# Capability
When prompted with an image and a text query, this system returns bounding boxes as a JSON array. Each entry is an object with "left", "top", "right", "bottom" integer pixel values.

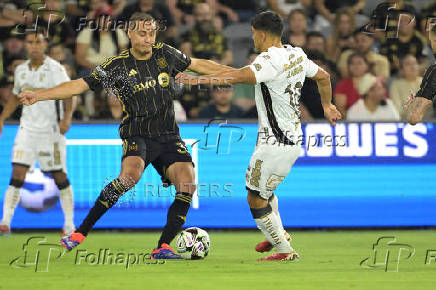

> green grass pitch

[{"left": 1, "top": 230, "right": 436, "bottom": 290}]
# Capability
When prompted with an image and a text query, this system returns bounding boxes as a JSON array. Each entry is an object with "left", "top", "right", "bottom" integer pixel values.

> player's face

[
  {"left": 128, "top": 21, "right": 157, "bottom": 55},
  {"left": 251, "top": 28, "right": 265, "bottom": 53},
  {"left": 25, "top": 33, "right": 47, "bottom": 60}
]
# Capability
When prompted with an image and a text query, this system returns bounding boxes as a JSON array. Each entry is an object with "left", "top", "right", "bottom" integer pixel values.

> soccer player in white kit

[
  {"left": 176, "top": 11, "right": 341, "bottom": 261},
  {"left": 0, "top": 30, "right": 75, "bottom": 236}
]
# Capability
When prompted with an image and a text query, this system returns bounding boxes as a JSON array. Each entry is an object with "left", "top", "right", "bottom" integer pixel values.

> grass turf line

[{"left": 1, "top": 230, "right": 436, "bottom": 290}]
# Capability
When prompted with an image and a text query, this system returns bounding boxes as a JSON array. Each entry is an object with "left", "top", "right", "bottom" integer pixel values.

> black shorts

[{"left": 121, "top": 134, "right": 193, "bottom": 181}]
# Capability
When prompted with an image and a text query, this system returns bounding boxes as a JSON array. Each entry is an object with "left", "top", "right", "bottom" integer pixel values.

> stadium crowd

[{"left": 0, "top": 0, "right": 435, "bottom": 122}]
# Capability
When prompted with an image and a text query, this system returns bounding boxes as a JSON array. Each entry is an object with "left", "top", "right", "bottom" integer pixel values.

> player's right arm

[
  {"left": 405, "top": 64, "right": 436, "bottom": 125},
  {"left": 18, "top": 79, "right": 90, "bottom": 106}
]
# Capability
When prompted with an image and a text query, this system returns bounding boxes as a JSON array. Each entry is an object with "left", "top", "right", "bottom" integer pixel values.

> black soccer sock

[
  {"left": 77, "top": 179, "right": 128, "bottom": 236},
  {"left": 157, "top": 192, "right": 192, "bottom": 248}
]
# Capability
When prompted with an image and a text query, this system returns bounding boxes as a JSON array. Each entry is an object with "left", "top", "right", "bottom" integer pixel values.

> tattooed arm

[
  {"left": 406, "top": 97, "right": 433, "bottom": 125},
  {"left": 405, "top": 64, "right": 436, "bottom": 125}
]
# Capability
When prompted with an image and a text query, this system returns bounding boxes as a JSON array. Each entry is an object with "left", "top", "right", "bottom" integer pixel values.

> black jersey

[
  {"left": 83, "top": 43, "right": 191, "bottom": 138},
  {"left": 416, "top": 64, "right": 436, "bottom": 103}
]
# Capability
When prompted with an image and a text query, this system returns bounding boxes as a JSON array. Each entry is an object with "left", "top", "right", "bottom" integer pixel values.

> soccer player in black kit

[
  {"left": 406, "top": 24, "right": 436, "bottom": 125},
  {"left": 18, "top": 12, "right": 234, "bottom": 259}
]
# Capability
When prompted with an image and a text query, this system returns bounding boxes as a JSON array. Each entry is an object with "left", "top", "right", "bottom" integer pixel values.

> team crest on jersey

[
  {"left": 262, "top": 54, "right": 270, "bottom": 59},
  {"left": 157, "top": 57, "right": 168, "bottom": 69},
  {"left": 40, "top": 73, "right": 45, "bottom": 82},
  {"left": 253, "top": 63, "right": 262, "bottom": 71},
  {"left": 21, "top": 72, "right": 26, "bottom": 80},
  {"left": 158, "top": 72, "right": 170, "bottom": 87}
]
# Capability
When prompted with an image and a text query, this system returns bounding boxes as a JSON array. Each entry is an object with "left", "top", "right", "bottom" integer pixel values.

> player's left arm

[{"left": 176, "top": 66, "right": 256, "bottom": 85}]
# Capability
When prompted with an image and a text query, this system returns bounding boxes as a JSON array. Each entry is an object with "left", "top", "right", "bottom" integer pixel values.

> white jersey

[
  {"left": 249, "top": 45, "right": 319, "bottom": 143},
  {"left": 13, "top": 56, "right": 70, "bottom": 133}
]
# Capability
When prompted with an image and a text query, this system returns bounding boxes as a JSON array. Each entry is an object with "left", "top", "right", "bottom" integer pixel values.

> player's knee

[
  {"left": 52, "top": 171, "right": 67, "bottom": 185},
  {"left": 9, "top": 178, "right": 25, "bottom": 188},
  {"left": 246, "top": 190, "right": 267, "bottom": 208},
  {"left": 11, "top": 167, "right": 27, "bottom": 181}
]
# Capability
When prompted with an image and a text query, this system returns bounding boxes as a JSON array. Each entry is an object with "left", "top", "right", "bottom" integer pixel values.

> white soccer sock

[
  {"left": 1, "top": 186, "right": 21, "bottom": 226},
  {"left": 254, "top": 211, "right": 293, "bottom": 253},
  {"left": 269, "top": 195, "right": 285, "bottom": 235},
  {"left": 59, "top": 185, "right": 75, "bottom": 233}
]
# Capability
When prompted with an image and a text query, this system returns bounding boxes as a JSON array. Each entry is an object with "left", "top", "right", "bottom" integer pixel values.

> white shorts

[
  {"left": 12, "top": 127, "right": 67, "bottom": 173},
  {"left": 245, "top": 143, "right": 300, "bottom": 200}
]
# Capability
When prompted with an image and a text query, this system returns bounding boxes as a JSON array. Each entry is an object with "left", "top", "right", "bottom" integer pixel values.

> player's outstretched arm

[
  {"left": 187, "top": 58, "right": 237, "bottom": 75},
  {"left": 405, "top": 95, "right": 432, "bottom": 125},
  {"left": 18, "top": 79, "right": 90, "bottom": 106},
  {"left": 310, "top": 67, "right": 341, "bottom": 125},
  {"left": 176, "top": 66, "right": 256, "bottom": 86}
]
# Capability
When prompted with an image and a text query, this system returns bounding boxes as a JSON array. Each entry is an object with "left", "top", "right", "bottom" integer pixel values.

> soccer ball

[{"left": 176, "top": 227, "right": 210, "bottom": 260}]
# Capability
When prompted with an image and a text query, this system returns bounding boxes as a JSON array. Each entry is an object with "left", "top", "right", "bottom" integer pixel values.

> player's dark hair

[
  {"left": 251, "top": 11, "right": 284, "bottom": 37},
  {"left": 399, "top": 54, "right": 417, "bottom": 68}
]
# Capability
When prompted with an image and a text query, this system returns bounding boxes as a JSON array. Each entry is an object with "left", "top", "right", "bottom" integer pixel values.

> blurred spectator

[
  {"left": 180, "top": 3, "right": 232, "bottom": 65},
  {"left": 379, "top": 11, "right": 427, "bottom": 74},
  {"left": 2, "top": 28, "right": 26, "bottom": 78},
  {"left": 304, "top": 31, "right": 338, "bottom": 74},
  {"left": 347, "top": 73, "right": 399, "bottom": 121},
  {"left": 389, "top": 55, "right": 425, "bottom": 118},
  {"left": 337, "top": 30, "right": 390, "bottom": 80},
  {"left": 75, "top": 4, "right": 128, "bottom": 118},
  {"left": 66, "top": 0, "right": 126, "bottom": 19},
  {"left": 216, "top": 0, "right": 258, "bottom": 24},
  {"left": 282, "top": 9, "right": 307, "bottom": 48},
  {"left": 174, "top": 100, "right": 187, "bottom": 122},
  {"left": 0, "top": 0, "right": 33, "bottom": 35},
  {"left": 233, "top": 50, "right": 256, "bottom": 111},
  {"left": 300, "top": 51, "right": 336, "bottom": 120},
  {"left": 314, "top": 0, "right": 365, "bottom": 24},
  {"left": 75, "top": 4, "right": 129, "bottom": 73},
  {"left": 267, "top": 0, "right": 312, "bottom": 19},
  {"left": 326, "top": 8, "right": 355, "bottom": 61},
  {"left": 198, "top": 85, "right": 243, "bottom": 119},
  {"left": 48, "top": 43, "right": 75, "bottom": 70},
  {"left": 180, "top": 83, "right": 212, "bottom": 118},
  {"left": 167, "top": 0, "right": 216, "bottom": 26},
  {"left": 119, "top": 0, "right": 176, "bottom": 42},
  {"left": 0, "top": 76, "right": 14, "bottom": 115},
  {"left": 334, "top": 52, "right": 369, "bottom": 118},
  {"left": 38, "top": 0, "right": 75, "bottom": 48}
]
